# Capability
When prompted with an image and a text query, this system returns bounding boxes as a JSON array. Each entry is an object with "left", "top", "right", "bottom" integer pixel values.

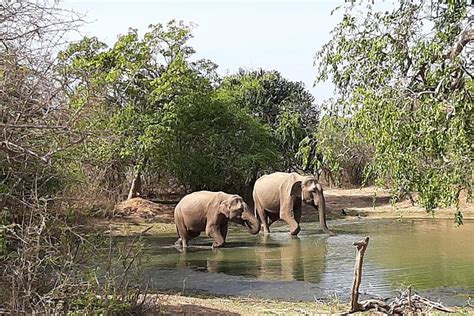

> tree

[
  {"left": 298, "top": 111, "right": 372, "bottom": 186},
  {"left": 314, "top": 1, "right": 473, "bottom": 222},
  {"left": 59, "top": 21, "right": 217, "bottom": 199},
  {"left": 161, "top": 97, "right": 279, "bottom": 193},
  {"left": 217, "top": 69, "right": 319, "bottom": 171}
]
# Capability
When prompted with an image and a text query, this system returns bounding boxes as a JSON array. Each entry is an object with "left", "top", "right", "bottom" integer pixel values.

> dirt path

[{"left": 323, "top": 186, "right": 473, "bottom": 220}]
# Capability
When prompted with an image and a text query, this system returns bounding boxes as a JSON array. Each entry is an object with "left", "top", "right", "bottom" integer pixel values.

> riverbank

[
  {"left": 324, "top": 187, "right": 474, "bottom": 220},
  {"left": 153, "top": 293, "right": 474, "bottom": 315},
  {"left": 94, "top": 186, "right": 473, "bottom": 236}
]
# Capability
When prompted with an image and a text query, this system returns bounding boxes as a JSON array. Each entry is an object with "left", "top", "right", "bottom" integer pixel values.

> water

[{"left": 139, "top": 218, "right": 474, "bottom": 305}]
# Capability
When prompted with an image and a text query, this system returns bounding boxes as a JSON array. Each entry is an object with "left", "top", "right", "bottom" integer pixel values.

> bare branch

[
  {"left": 0, "top": 123, "right": 67, "bottom": 130},
  {"left": 0, "top": 140, "right": 49, "bottom": 162}
]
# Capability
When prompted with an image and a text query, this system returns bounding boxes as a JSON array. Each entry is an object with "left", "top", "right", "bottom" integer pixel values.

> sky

[{"left": 62, "top": 0, "right": 349, "bottom": 102}]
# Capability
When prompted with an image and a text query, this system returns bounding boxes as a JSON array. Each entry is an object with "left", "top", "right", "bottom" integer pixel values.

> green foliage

[
  {"left": 59, "top": 21, "right": 217, "bottom": 193},
  {"left": 162, "top": 97, "right": 280, "bottom": 192},
  {"left": 217, "top": 69, "right": 318, "bottom": 170},
  {"left": 299, "top": 111, "right": 371, "bottom": 186},
  {"left": 60, "top": 22, "right": 282, "bottom": 195},
  {"left": 314, "top": 0, "right": 473, "bottom": 221}
]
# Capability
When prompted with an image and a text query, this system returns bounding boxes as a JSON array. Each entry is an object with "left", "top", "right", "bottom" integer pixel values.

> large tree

[
  {"left": 60, "top": 22, "right": 280, "bottom": 198},
  {"left": 59, "top": 21, "right": 218, "bottom": 199},
  {"left": 313, "top": 1, "right": 473, "bottom": 222}
]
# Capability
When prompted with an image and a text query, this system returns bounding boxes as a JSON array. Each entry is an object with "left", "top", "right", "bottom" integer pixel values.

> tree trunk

[{"left": 127, "top": 168, "right": 142, "bottom": 200}]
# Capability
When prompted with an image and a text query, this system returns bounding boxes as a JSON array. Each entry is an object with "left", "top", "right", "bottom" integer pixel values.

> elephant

[
  {"left": 253, "top": 172, "right": 335, "bottom": 236},
  {"left": 174, "top": 191, "right": 260, "bottom": 248}
]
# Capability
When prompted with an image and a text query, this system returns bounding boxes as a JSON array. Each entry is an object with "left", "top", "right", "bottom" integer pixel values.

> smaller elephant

[{"left": 174, "top": 191, "right": 260, "bottom": 248}]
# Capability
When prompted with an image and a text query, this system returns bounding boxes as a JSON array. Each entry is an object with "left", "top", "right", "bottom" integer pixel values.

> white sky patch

[{"left": 61, "top": 0, "right": 351, "bottom": 102}]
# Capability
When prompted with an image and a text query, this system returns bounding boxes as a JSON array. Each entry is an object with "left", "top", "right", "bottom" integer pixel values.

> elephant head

[
  {"left": 219, "top": 195, "right": 260, "bottom": 234},
  {"left": 291, "top": 176, "right": 335, "bottom": 236}
]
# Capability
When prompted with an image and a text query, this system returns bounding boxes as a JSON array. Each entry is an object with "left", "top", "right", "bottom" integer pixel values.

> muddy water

[{"left": 140, "top": 218, "right": 474, "bottom": 305}]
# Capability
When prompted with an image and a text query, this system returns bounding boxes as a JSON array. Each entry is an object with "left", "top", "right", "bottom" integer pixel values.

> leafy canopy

[{"left": 313, "top": 1, "right": 473, "bottom": 222}]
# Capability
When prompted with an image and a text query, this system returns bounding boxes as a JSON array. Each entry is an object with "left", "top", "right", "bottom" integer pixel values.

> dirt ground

[
  {"left": 153, "top": 294, "right": 345, "bottom": 315},
  {"left": 91, "top": 187, "right": 473, "bottom": 315},
  {"left": 149, "top": 293, "right": 473, "bottom": 315},
  {"left": 324, "top": 186, "right": 474, "bottom": 219}
]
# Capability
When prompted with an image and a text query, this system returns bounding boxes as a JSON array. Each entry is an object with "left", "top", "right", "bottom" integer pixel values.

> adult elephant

[
  {"left": 253, "top": 172, "right": 335, "bottom": 236},
  {"left": 174, "top": 191, "right": 260, "bottom": 248}
]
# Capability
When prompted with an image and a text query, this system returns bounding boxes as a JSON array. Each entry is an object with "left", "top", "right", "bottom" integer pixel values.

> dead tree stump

[
  {"left": 350, "top": 236, "right": 370, "bottom": 312},
  {"left": 345, "top": 236, "right": 454, "bottom": 314}
]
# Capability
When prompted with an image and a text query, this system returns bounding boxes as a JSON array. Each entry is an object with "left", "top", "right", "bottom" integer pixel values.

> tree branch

[
  {"left": 0, "top": 140, "right": 48, "bottom": 162},
  {"left": 0, "top": 123, "right": 67, "bottom": 130},
  {"left": 446, "top": 29, "right": 474, "bottom": 60}
]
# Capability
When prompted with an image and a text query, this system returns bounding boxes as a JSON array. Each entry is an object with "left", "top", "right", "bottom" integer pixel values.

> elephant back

[{"left": 254, "top": 172, "right": 301, "bottom": 208}]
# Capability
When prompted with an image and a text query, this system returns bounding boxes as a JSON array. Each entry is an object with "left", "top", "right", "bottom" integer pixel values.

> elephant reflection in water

[
  {"left": 174, "top": 251, "right": 221, "bottom": 272},
  {"left": 256, "top": 235, "right": 327, "bottom": 283},
  {"left": 175, "top": 248, "right": 260, "bottom": 276}
]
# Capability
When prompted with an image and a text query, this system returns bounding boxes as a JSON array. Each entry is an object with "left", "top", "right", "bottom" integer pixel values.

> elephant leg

[
  {"left": 175, "top": 230, "right": 200, "bottom": 248},
  {"left": 175, "top": 212, "right": 189, "bottom": 248},
  {"left": 206, "top": 224, "right": 225, "bottom": 248},
  {"left": 293, "top": 207, "right": 302, "bottom": 225},
  {"left": 255, "top": 199, "right": 270, "bottom": 234},
  {"left": 280, "top": 207, "right": 301, "bottom": 236},
  {"left": 219, "top": 222, "right": 228, "bottom": 242},
  {"left": 266, "top": 211, "right": 280, "bottom": 227},
  {"left": 293, "top": 198, "right": 302, "bottom": 224}
]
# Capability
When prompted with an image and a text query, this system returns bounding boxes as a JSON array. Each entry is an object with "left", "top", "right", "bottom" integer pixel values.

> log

[{"left": 350, "top": 236, "right": 370, "bottom": 312}]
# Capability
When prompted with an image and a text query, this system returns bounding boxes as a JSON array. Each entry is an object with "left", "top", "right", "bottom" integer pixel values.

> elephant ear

[
  {"left": 314, "top": 183, "right": 323, "bottom": 203},
  {"left": 289, "top": 180, "right": 302, "bottom": 197},
  {"left": 218, "top": 200, "right": 231, "bottom": 218}
]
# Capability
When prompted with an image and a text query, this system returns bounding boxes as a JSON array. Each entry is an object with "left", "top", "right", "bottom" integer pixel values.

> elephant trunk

[
  {"left": 314, "top": 185, "right": 336, "bottom": 236},
  {"left": 241, "top": 204, "right": 261, "bottom": 234}
]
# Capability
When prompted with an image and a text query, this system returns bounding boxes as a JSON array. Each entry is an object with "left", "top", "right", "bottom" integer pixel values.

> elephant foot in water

[
  {"left": 290, "top": 225, "right": 301, "bottom": 236},
  {"left": 174, "top": 239, "right": 185, "bottom": 252},
  {"left": 212, "top": 241, "right": 225, "bottom": 248}
]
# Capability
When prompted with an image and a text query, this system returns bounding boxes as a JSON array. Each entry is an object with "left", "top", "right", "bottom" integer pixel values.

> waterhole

[{"left": 138, "top": 218, "right": 474, "bottom": 305}]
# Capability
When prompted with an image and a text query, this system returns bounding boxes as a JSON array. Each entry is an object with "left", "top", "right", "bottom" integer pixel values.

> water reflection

[
  {"left": 167, "top": 233, "right": 328, "bottom": 283},
  {"left": 255, "top": 234, "right": 326, "bottom": 283}
]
